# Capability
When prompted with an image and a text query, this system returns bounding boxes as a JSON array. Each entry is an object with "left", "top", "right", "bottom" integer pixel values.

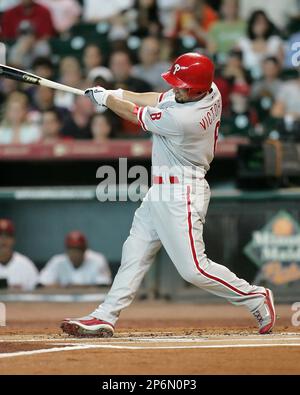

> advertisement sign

[{"left": 244, "top": 211, "right": 300, "bottom": 285}]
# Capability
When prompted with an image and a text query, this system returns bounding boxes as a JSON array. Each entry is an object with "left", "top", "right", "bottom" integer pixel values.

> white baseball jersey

[
  {"left": 0, "top": 252, "right": 39, "bottom": 291},
  {"left": 137, "top": 83, "right": 222, "bottom": 178},
  {"left": 39, "top": 249, "right": 111, "bottom": 287}
]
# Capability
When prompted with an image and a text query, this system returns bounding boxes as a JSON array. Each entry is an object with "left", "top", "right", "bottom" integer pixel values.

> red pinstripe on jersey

[
  {"left": 137, "top": 107, "right": 147, "bottom": 131},
  {"left": 186, "top": 185, "right": 266, "bottom": 298},
  {"left": 158, "top": 92, "right": 165, "bottom": 103}
]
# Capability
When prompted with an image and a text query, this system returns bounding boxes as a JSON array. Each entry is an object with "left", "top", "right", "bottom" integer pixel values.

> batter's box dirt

[
  {"left": 0, "top": 302, "right": 299, "bottom": 374},
  {"left": 1, "top": 332, "right": 300, "bottom": 375}
]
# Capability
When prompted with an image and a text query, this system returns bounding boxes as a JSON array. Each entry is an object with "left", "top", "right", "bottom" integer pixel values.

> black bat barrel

[{"left": 0, "top": 64, "right": 41, "bottom": 85}]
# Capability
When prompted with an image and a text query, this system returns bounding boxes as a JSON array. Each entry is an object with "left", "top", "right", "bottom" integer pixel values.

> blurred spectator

[
  {"left": 251, "top": 57, "right": 282, "bottom": 100},
  {"left": 7, "top": 21, "right": 51, "bottom": 69},
  {"left": 87, "top": 67, "right": 122, "bottom": 137},
  {"left": 132, "top": 0, "right": 162, "bottom": 38},
  {"left": 109, "top": 49, "right": 151, "bottom": 135},
  {"left": 61, "top": 95, "right": 93, "bottom": 139},
  {"left": 156, "top": 0, "right": 181, "bottom": 36},
  {"left": 222, "top": 49, "right": 251, "bottom": 85},
  {"left": 239, "top": 0, "right": 300, "bottom": 29},
  {"left": 91, "top": 112, "right": 118, "bottom": 142},
  {"left": 39, "top": 231, "right": 111, "bottom": 287},
  {"left": 32, "top": 86, "right": 56, "bottom": 112},
  {"left": 132, "top": 36, "right": 171, "bottom": 91},
  {"left": 0, "top": 91, "right": 40, "bottom": 144},
  {"left": 1, "top": 0, "right": 55, "bottom": 40},
  {"left": 251, "top": 56, "right": 282, "bottom": 123},
  {"left": 0, "top": 219, "right": 39, "bottom": 291},
  {"left": 40, "top": 109, "right": 69, "bottom": 143},
  {"left": 108, "top": 13, "right": 130, "bottom": 42},
  {"left": 54, "top": 56, "right": 83, "bottom": 110},
  {"left": 83, "top": 44, "right": 104, "bottom": 76},
  {"left": 272, "top": 68, "right": 300, "bottom": 121},
  {"left": 214, "top": 67, "right": 232, "bottom": 113},
  {"left": 0, "top": 79, "right": 19, "bottom": 107},
  {"left": 230, "top": 84, "right": 254, "bottom": 118},
  {"left": 223, "top": 83, "right": 258, "bottom": 135},
  {"left": 31, "top": 86, "right": 69, "bottom": 124},
  {"left": 82, "top": 0, "right": 133, "bottom": 22},
  {"left": 22, "top": 58, "right": 56, "bottom": 109},
  {"left": 58, "top": 56, "right": 83, "bottom": 88},
  {"left": 109, "top": 50, "right": 152, "bottom": 92},
  {"left": 37, "top": 0, "right": 82, "bottom": 35},
  {"left": 208, "top": 0, "right": 246, "bottom": 62},
  {"left": 216, "top": 49, "right": 251, "bottom": 112},
  {"left": 237, "top": 10, "right": 284, "bottom": 80},
  {"left": 32, "top": 57, "right": 55, "bottom": 80},
  {"left": 170, "top": 0, "right": 219, "bottom": 47},
  {"left": 87, "top": 67, "right": 115, "bottom": 89}
]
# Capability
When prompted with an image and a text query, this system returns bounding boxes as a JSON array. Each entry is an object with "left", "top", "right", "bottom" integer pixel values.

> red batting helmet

[
  {"left": 65, "top": 231, "right": 87, "bottom": 250},
  {"left": 161, "top": 52, "right": 214, "bottom": 94}
]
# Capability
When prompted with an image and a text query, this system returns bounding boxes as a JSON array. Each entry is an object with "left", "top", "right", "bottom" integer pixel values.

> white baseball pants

[{"left": 92, "top": 179, "right": 266, "bottom": 325}]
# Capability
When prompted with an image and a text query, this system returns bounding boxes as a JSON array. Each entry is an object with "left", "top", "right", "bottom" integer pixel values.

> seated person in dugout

[
  {"left": 0, "top": 219, "right": 39, "bottom": 291},
  {"left": 39, "top": 231, "right": 111, "bottom": 287}
]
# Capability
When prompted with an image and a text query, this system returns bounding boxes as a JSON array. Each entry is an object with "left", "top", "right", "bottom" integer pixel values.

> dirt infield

[{"left": 0, "top": 301, "right": 300, "bottom": 374}]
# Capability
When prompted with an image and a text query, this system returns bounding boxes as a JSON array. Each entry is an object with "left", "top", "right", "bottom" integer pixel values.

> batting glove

[{"left": 85, "top": 86, "right": 109, "bottom": 107}]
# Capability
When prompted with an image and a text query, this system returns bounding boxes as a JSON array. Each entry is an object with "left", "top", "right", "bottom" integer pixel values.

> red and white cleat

[
  {"left": 60, "top": 316, "right": 114, "bottom": 338},
  {"left": 252, "top": 289, "right": 276, "bottom": 334}
]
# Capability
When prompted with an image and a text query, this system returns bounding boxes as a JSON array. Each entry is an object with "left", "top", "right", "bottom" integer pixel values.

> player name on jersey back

[{"left": 199, "top": 98, "right": 222, "bottom": 131}]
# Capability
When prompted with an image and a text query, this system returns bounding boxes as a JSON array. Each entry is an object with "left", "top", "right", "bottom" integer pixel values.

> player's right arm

[
  {"left": 99, "top": 87, "right": 164, "bottom": 107},
  {"left": 85, "top": 87, "right": 179, "bottom": 135},
  {"left": 122, "top": 91, "right": 161, "bottom": 107}
]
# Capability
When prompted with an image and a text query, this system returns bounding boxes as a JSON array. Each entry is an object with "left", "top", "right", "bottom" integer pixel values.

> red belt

[{"left": 153, "top": 176, "right": 179, "bottom": 184}]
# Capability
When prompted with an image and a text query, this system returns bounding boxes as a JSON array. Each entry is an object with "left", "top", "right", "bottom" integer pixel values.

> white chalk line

[
  {"left": 0, "top": 345, "right": 97, "bottom": 359},
  {"left": 1, "top": 335, "right": 300, "bottom": 344},
  {"left": 51, "top": 337, "right": 300, "bottom": 346},
  {"left": 0, "top": 338, "right": 276, "bottom": 343},
  {"left": 1, "top": 342, "right": 300, "bottom": 359}
]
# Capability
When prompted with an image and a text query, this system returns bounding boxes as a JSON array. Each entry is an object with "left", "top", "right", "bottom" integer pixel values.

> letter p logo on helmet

[{"left": 173, "top": 64, "right": 181, "bottom": 75}]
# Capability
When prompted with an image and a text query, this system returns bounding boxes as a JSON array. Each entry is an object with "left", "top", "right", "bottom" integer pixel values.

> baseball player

[
  {"left": 61, "top": 53, "right": 276, "bottom": 337},
  {"left": 0, "top": 219, "right": 39, "bottom": 291},
  {"left": 39, "top": 231, "right": 111, "bottom": 287}
]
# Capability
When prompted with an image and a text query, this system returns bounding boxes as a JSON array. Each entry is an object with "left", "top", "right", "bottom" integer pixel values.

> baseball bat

[{"left": 0, "top": 63, "right": 85, "bottom": 95}]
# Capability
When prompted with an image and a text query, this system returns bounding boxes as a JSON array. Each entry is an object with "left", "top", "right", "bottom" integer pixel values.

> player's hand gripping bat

[{"left": 0, "top": 63, "right": 85, "bottom": 95}]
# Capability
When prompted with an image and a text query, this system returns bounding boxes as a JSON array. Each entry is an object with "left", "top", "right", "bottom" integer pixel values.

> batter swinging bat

[{"left": 0, "top": 63, "right": 85, "bottom": 96}]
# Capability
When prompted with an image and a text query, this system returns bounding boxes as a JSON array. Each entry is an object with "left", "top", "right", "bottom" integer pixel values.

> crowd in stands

[
  {"left": 0, "top": 0, "right": 299, "bottom": 143},
  {"left": 0, "top": 218, "right": 112, "bottom": 290}
]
